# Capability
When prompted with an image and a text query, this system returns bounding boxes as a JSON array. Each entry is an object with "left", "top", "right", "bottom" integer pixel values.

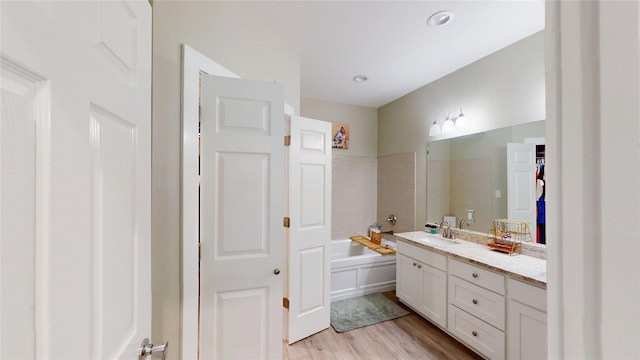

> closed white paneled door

[
  {"left": 199, "top": 75, "right": 284, "bottom": 359},
  {"left": 0, "top": 1, "right": 152, "bottom": 359}
]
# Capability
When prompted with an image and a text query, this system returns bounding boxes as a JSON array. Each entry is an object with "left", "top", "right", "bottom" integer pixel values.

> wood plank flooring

[{"left": 283, "top": 292, "right": 482, "bottom": 360}]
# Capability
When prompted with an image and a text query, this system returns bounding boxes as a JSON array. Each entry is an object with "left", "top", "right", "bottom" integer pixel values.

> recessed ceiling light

[
  {"left": 353, "top": 74, "right": 368, "bottom": 82},
  {"left": 427, "top": 10, "right": 454, "bottom": 27}
]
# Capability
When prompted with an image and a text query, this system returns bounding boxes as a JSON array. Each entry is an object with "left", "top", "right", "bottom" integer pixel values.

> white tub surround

[{"left": 330, "top": 239, "right": 396, "bottom": 301}]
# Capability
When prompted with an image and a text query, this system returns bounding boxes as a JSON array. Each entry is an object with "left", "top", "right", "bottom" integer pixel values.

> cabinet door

[
  {"left": 396, "top": 254, "right": 420, "bottom": 308},
  {"left": 507, "top": 300, "right": 547, "bottom": 359},
  {"left": 418, "top": 263, "right": 447, "bottom": 329}
]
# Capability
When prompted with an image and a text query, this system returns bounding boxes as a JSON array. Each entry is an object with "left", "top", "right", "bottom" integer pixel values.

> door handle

[{"left": 139, "top": 338, "right": 168, "bottom": 360}]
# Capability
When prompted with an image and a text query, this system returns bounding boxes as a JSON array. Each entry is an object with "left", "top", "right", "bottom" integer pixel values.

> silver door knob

[{"left": 139, "top": 338, "right": 168, "bottom": 360}]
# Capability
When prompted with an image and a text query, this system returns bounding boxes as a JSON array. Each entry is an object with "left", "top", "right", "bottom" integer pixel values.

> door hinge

[
  {"left": 283, "top": 217, "right": 290, "bottom": 228},
  {"left": 284, "top": 135, "right": 291, "bottom": 146},
  {"left": 283, "top": 297, "right": 290, "bottom": 309}
]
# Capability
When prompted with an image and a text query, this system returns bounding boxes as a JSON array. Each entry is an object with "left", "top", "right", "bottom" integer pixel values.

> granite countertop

[{"left": 395, "top": 231, "right": 547, "bottom": 289}]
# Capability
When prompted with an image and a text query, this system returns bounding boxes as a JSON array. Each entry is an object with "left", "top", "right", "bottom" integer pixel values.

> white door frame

[
  {"left": 180, "top": 44, "right": 294, "bottom": 359},
  {"left": 180, "top": 44, "right": 239, "bottom": 360},
  {"left": 546, "top": 1, "right": 640, "bottom": 358}
]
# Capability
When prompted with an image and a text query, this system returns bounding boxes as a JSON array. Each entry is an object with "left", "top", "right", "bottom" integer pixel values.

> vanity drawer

[
  {"left": 507, "top": 277, "right": 547, "bottom": 312},
  {"left": 397, "top": 240, "right": 446, "bottom": 271},
  {"left": 448, "top": 304, "right": 505, "bottom": 360},
  {"left": 449, "top": 275, "right": 506, "bottom": 330},
  {"left": 449, "top": 258, "right": 505, "bottom": 295}
]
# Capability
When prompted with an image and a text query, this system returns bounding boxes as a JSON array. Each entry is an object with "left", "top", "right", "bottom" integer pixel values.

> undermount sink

[{"left": 414, "top": 235, "right": 461, "bottom": 246}]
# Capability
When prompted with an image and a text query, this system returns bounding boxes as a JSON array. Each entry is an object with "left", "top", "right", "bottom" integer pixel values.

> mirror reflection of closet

[
  {"left": 426, "top": 120, "right": 546, "bottom": 246},
  {"left": 534, "top": 144, "right": 545, "bottom": 244}
]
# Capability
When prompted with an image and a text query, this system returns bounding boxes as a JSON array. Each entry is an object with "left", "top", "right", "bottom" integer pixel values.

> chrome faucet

[
  {"left": 459, "top": 218, "right": 471, "bottom": 229},
  {"left": 386, "top": 214, "right": 397, "bottom": 226},
  {"left": 439, "top": 220, "right": 453, "bottom": 239}
]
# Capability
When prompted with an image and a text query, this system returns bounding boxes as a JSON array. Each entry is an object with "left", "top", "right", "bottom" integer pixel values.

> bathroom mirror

[{"left": 426, "top": 120, "right": 546, "bottom": 244}]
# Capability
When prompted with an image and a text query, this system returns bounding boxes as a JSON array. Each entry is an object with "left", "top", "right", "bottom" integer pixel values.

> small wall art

[{"left": 332, "top": 122, "right": 349, "bottom": 149}]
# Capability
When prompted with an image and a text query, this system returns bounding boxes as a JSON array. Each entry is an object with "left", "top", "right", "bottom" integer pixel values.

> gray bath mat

[{"left": 330, "top": 292, "right": 409, "bottom": 333}]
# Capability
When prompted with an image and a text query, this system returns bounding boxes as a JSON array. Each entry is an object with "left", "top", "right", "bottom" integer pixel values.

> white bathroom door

[
  {"left": 199, "top": 75, "right": 284, "bottom": 359},
  {"left": 507, "top": 143, "right": 536, "bottom": 236},
  {"left": 1, "top": 1, "right": 152, "bottom": 359},
  {"left": 286, "top": 116, "right": 332, "bottom": 344}
]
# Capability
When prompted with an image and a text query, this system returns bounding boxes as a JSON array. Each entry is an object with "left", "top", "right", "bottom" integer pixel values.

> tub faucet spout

[{"left": 386, "top": 214, "right": 397, "bottom": 226}]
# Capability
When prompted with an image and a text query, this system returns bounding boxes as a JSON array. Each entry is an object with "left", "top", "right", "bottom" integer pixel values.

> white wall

[
  {"left": 546, "top": 1, "right": 640, "bottom": 358},
  {"left": 152, "top": 2, "right": 300, "bottom": 357},
  {"left": 378, "top": 31, "right": 545, "bottom": 230}
]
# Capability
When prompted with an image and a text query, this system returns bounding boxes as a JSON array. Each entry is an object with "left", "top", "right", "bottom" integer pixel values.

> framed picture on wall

[{"left": 332, "top": 122, "right": 349, "bottom": 149}]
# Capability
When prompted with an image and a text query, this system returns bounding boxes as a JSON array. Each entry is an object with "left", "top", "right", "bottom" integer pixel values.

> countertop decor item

[{"left": 488, "top": 219, "right": 533, "bottom": 255}]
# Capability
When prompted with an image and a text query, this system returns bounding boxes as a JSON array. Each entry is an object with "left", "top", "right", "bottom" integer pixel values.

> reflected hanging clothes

[{"left": 536, "top": 163, "right": 545, "bottom": 244}]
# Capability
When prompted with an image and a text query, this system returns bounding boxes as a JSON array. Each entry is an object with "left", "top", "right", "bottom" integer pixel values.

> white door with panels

[
  {"left": 286, "top": 116, "right": 332, "bottom": 344},
  {"left": 199, "top": 75, "right": 285, "bottom": 359},
  {"left": 507, "top": 142, "right": 536, "bottom": 235},
  {"left": 0, "top": 1, "right": 158, "bottom": 359}
]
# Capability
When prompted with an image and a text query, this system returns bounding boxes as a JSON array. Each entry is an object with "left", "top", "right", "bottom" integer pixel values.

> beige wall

[
  {"left": 331, "top": 155, "right": 377, "bottom": 239},
  {"left": 377, "top": 153, "right": 416, "bottom": 233},
  {"left": 301, "top": 98, "right": 379, "bottom": 239},
  {"left": 449, "top": 157, "right": 493, "bottom": 232},
  {"left": 378, "top": 31, "right": 545, "bottom": 230},
  {"left": 152, "top": 2, "right": 300, "bottom": 357},
  {"left": 301, "top": 98, "right": 378, "bottom": 157}
]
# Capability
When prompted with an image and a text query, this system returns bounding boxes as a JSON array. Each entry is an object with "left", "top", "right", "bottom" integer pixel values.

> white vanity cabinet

[
  {"left": 507, "top": 278, "right": 547, "bottom": 359},
  {"left": 448, "top": 258, "right": 506, "bottom": 360},
  {"left": 395, "top": 235, "right": 548, "bottom": 360},
  {"left": 396, "top": 241, "right": 447, "bottom": 329}
]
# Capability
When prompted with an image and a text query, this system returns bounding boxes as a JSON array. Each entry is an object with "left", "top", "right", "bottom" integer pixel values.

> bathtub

[{"left": 330, "top": 238, "right": 397, "bottom": 301}]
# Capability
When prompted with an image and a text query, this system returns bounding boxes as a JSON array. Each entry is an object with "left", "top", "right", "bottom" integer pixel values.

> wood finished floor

[{"left": 283, "top": 291, "right": 482, "bottom": 360}]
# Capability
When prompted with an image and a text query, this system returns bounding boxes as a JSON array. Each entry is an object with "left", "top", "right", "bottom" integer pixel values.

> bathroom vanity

[{"left": 395, "top": 231, "right": 547, "bottom": 360}]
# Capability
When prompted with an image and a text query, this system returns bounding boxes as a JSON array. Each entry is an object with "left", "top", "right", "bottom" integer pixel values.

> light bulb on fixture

[
  {"left": 455, "top": 109, "right": 467, "bottom": 129},
  {"left": 441, "top": 113, "right": 455, "bottom": 133},
  {"left": 429, "top": 119, "right": 441, "bottom": 136}
]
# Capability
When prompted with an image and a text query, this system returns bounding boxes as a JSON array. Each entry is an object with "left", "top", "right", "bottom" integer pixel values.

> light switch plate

[{"left": 465, "top": 209, "right": 476, "bottom": 223}]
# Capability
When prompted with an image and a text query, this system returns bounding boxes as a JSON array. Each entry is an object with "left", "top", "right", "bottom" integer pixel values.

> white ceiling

[{"left": 254, "top": 1, "right": 545, "bottom": 108}]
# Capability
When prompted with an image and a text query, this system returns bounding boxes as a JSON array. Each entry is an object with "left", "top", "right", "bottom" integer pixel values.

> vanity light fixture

[
  {"left": 455, "top": 108, "right": 468, "bottom": 129},
  {"left": 429, "top": 119, "right": 441, "bottom": 136},
  {"left": 428, "top": 109, "right": 470, "bottom": 136},
  {"left": 441, "top": 113, "right": 455, "bottom": 133}
]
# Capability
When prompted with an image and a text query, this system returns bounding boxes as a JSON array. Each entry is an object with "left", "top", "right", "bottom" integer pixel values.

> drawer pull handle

[
  {"left": 417, "top": 264, "right": 422, "bottom": 269},
  {"left": 472, "top": 299, "right": 478, "bottom": 305},
  {"left": 413, "top": 262, "right": 417, "bottom": 267},
  {"left": 472, "top": 273, "right": 478, "bottom": 278},
  {"left": 472, "top": 331, "right": 478, "bottom": 337}
]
